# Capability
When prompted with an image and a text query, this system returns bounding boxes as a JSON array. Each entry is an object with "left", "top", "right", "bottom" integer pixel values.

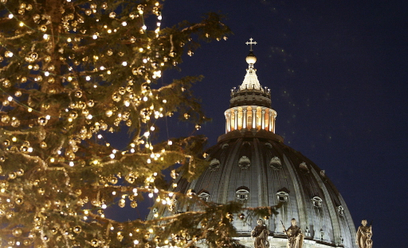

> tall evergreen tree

[{"left": 0, "top": 0, "right": 253, "bottom": 247}]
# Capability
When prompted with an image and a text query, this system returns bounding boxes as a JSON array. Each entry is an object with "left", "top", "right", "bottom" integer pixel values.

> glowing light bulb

[{"left": 5, "top": 51, "right": 13, "bottom": 57}]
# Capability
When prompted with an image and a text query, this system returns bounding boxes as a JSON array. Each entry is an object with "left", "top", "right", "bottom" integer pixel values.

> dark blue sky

[{"left": 156, "top": 0, "right": 407, "bottom": 247}]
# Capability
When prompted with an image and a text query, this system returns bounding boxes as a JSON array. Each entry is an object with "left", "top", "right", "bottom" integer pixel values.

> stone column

[
  {"left": 243, "top": 108, "right": 247, "bottom": 129},
  {"left": 225, "top": 110, "right": 231, "bottom": 133},
  {"left": 261, "top": 108, "right": 265, "bottom": 130},
  {"left": 252, "top": 107, "right": 256, "bottom": 129},
  {"left": 234, "top": 108, "right": 238, "bottom": 131}
]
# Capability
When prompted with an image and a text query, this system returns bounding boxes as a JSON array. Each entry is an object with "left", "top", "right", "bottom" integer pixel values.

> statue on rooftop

[
  {"left": 283, "top": 218, "right": 303, "bottom": 248},
  {"left": 252, "top": 218, "right": 269, "bottom": 248},
  {"left": 356, "top": 219, "right": 373, "bottom": 248}
]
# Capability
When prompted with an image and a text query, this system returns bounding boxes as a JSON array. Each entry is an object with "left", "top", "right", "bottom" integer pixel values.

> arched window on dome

[
  {"left": 276, "top": 190, "right": 289, "bottom": 203},
  {"left": 209, "top": 158, "right": 220, "bottom": 172},
  {"left": 198, "top": 190, "right": 210, "bottom": 202},
  {"left": 236, "top": 186, "right": 250, "bottom": 202},
  {"left": 269, "top": 156, "right": 282, "bottom": 170},
  {"left": 238, "top": 156, "right": 251, "bottom": 170},
  {"left": 312, "top": 196, "right": 323, "bottom": 208}
]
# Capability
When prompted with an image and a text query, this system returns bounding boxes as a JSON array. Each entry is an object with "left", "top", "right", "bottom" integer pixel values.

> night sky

[{"left": 110, "top": 1, "right": 407, "bottom": 247}]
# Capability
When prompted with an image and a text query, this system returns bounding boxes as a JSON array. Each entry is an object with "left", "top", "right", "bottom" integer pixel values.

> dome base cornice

[{"left": 217, "top": 129, "right": 284, "bottom": 143}]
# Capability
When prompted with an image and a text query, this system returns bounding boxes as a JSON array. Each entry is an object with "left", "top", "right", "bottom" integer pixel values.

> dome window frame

[
  {"left": 235, "top": 186, "right": 250, "bottom": 202},
  {"left": 198, "top": 190, "right": 210, "bottom": 202},
  {"left": 276, "top": 190, "right": 289, "bottom": 203},
  {"left": 312, "top": 196, "right": 323, "bottom": 208},
  {"left": 269, "top": 156, "right": 282, "bottom": 170},
  {"left": 209, "top": 158, "right": 220, "bottom": 172},
  {"left": 238, "top": 156, "right": 251, "bottom": 170}
]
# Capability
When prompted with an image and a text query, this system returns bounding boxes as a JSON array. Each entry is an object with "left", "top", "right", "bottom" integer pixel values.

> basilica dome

[{"left": 155, "top": 44, "right": 357, "bottom": 248}]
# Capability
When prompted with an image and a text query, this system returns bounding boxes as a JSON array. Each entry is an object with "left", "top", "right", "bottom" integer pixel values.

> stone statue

[
  {"left": 356, "top": 220, "right": 373, "bottom": 248},
  {"left": 251, "top": 219, "right": 269, "bottom": 248},
  {"left": 284, "top": 218, "right": 303, "bottom": 248}
]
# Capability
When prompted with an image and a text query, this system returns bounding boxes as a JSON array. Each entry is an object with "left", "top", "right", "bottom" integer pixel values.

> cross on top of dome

[
  {"left": 246, "top": 38, "right": 257, "bottom": 51},
  {"left": 240, "top": 38, "right": 261, "bottom": 90}
]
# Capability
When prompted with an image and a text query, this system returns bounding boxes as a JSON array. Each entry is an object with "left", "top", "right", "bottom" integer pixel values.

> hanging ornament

[
  {"left": 25, "top": 52, "right": 38, "bottom": 63},
  {"left": 74, "top": 90, "right": 83, "bottom": 98},
  {"left": 112, "top": 92, "right": 121, "bottom": 102},
  {"left": 16, "top": 169, "right": 24, "bottom": 176},
  {"left": 2, "top": 79, "right": 11, "bottom": 88},
  {"left": 239, "top": 213, "right": 245, "bottom": 220},
  {"left": 118, "top": 87, "right": 126, "bottom": 95},
  {"left": 12, "top": 228, "right": 22, "bottom": 237},
  {"left": 90, "top": 239, "right": 99, "bottom": 247},
  {"left": 1, "top": 115, "right": 10, "bottom": 123},
  {"left": 8, "top": 172, "right": 17, "bottom": 179},
  {"left": 14, "top": 90, "right": 22, "bottom": 97},
  {"left": 38, "top": 116, "right": 48, "bottom": 126},
  {"left": 87, "top": 100, "right": 94, "bottom": 107},
  {"left": 50, "top": 227, "right": 58, "bottom": 235},
  {"left": 15, "top": 196, "right": 23, "bottom": 205},
  {"left": 109, "top": 12, "right": 116, "bottom": 18},
  {"left": 73, "top": 226, "right": 82, "bottom": 234}
]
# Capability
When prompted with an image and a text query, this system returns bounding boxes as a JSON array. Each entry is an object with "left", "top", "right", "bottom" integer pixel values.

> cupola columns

[
  {"left": 224, "top": 106, "right": 277, "bottom": 133},
  {"left": 224, "top": 39, "right": 277, "bottom": 134}
]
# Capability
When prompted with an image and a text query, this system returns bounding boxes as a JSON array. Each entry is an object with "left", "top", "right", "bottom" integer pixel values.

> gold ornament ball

[{"left": 12, "top": 228, "right": 22, "bottom": 237}]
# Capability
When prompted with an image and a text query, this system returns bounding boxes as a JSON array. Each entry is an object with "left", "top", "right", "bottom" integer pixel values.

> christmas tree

[{"left": 0, "top": 0, "right": 264, "bottom": 247}]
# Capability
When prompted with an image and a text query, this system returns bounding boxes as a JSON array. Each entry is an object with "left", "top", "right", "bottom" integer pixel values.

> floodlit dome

[{"left": 151, "top": 43, "right": 357, "bottom": 248}]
